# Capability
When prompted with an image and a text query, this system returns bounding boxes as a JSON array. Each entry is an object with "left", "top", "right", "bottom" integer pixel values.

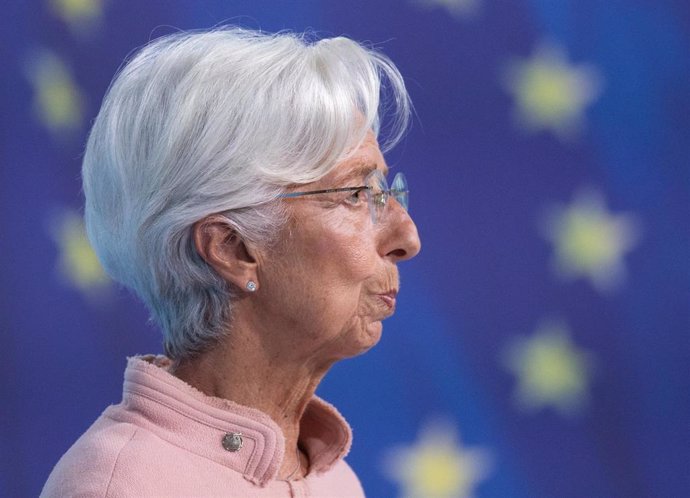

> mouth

[{"left": 376, "top": 290, "right": 398, "bottom": 312}]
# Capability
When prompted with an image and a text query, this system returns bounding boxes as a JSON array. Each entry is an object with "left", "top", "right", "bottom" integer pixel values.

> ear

[{"left": 193, "top": 216, "right": 259, "bottom": 292}]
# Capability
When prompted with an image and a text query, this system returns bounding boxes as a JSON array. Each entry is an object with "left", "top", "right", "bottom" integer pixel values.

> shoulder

[
  {"left": 40, "top": 407, "right": 259, "bottom": 497},
  {"left": 307, "top": 459, "right": 366, "bottom": 498},
  {"left": 41, "top": 409, "right": 142, "bottom": 498}
]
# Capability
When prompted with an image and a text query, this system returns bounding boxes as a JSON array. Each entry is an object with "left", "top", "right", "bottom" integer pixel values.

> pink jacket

[{"left": 41, "top": 356, "right": 365, "bottom": 497}]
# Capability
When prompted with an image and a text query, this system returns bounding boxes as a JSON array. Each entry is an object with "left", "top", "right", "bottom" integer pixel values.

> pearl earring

[{"left": 246, "top": 281, "right": 257, "bottom": 292}]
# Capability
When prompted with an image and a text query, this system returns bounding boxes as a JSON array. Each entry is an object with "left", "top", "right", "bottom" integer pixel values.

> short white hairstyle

[{"left": 83, "top": 27, "right": 411, "bottom": 359}]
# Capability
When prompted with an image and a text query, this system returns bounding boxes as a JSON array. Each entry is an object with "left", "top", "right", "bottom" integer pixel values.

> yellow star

[
  {"left": 51, "top": 210, "right": 110, "bottom": 293},
  {"left": 25, "top": 51, "right": 85, "bottom": 135},
  {"left": 383, "top": 419, "right": 492, "bottom": 498},
  {"left": 503, "top": 320, "right": 594, "bottom": 416},
  {"left": 49, "top": 0, "right": 104, "bottom": 33},
  {"left": 410, "top": 0, "right": 481, "bottom": 19},
  {"left": 541, "top": 187, "right": 641, "bottom": 293},
  {"left": 503, "top": 42, "right": 602, "bottom": 139}
]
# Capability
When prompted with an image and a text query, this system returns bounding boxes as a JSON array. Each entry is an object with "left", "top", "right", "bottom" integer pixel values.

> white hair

[{"left": 82, "top": 27, "right": 411, "bottom": 358}]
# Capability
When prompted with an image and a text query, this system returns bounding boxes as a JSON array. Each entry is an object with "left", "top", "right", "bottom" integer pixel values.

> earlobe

[{"left": 193, "top": 217, "right": 259, "bottom": 292}]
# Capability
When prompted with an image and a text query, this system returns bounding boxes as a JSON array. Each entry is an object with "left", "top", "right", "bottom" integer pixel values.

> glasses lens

[
  {"left": 391, "top": 172, "right": 409, "bottom": 211},
  {"left": 365, "top": 170, "right": 387, "bottom": 224}
]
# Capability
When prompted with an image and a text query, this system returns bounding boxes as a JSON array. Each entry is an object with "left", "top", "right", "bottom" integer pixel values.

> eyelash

[{"left": 344, "top": 188, "right": 367, "bottom": 206}]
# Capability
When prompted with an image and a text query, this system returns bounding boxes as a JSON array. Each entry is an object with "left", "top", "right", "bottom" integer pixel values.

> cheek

[
  {"left": 314, "top": 233, "right": 377, "bottom": 282},
  {"left": 327, "top": 211, "right": 379, "bottom": 274}
]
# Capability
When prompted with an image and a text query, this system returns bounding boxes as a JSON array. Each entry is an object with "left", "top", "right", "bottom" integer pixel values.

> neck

[{"left": 171, "top": 309, "right": 334, "bottom": 480}]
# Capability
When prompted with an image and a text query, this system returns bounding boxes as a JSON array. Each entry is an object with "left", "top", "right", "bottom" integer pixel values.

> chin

[{"left": 348, "top": 321, "right": 384, "bottom": 358}]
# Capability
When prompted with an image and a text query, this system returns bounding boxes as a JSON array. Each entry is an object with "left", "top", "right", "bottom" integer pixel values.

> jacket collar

[{"left": 113, "top": 355, "right": 352, "bottom": 487}]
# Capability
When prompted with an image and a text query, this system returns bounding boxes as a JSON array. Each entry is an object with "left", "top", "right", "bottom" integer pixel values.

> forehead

[{"left": 328, "top": 135, "right": 389, "bottom": 185}]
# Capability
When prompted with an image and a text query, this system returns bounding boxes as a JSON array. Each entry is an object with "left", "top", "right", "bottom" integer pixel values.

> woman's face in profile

[{"left": 255, "top": 132, "right": 421, "bottom": 363}]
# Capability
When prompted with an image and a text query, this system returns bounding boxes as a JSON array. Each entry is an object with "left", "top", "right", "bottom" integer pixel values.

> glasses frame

[{"left": 279, "top": 170, "right": 409, "bottom": 224}]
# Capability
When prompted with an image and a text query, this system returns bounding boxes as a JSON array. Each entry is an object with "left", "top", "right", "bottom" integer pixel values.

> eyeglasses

[{"left": 279, "top": 170, "right": 409, "bottom": 224}]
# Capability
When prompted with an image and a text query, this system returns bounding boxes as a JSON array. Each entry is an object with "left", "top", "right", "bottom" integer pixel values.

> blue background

[{"left": 2, "top": 0, "right": 689, "bottom": 496}]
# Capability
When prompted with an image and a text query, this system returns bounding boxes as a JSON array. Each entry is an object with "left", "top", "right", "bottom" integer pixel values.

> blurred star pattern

[
  {"left": 1, "top": 1, "right": 688, "bottom": 497},
  {"left": 503, "top": 42, "right": 602, "bottom": 139},
  {"left": 50, "top": 0, "right": 105, "bottom": 33},
  {"left": 24, "top": 50, "right": 85, "bottom": 134},
  {"left": 502, "top": 319, "right": 594, "bottom": 416},
  {"left": 540, "top": 187, "right": 641, "bottom": 293},
  {"left": 383, "top": 419, "right": 492, "bottom": 498},
  {"left": 51, "top": 210, "right": 110, "bottom": 293}
]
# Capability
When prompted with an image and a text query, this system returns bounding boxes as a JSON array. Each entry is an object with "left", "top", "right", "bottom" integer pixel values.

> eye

[{"left": 344, "top": 188, "right": 367, "bottom": 206}]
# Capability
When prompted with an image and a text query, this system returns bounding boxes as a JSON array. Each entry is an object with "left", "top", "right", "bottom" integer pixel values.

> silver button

[{"left": 222, "top": 432, "right": 243, "bottom": 452}]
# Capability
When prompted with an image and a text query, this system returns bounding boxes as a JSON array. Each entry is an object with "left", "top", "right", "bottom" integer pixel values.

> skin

[{"left": 173, "top": 132, "right": 421, "bottom": 480}]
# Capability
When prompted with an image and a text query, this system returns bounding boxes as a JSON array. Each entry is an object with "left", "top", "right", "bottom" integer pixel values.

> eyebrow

[
  {"left": 339, "top": 162, "right": 390, "bottom": 186},
  {"left": 280, "top": 161, "right": 392, "bottom": 199}
]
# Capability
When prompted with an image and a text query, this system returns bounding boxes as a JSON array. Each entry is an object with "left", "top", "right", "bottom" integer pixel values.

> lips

[{"left": 376, "top": 290, "right": 398, "bottom": 311}]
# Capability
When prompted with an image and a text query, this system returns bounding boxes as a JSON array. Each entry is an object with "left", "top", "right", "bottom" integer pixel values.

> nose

[{"left": 379, "top": 198, "right": 421, "bottom": 262}]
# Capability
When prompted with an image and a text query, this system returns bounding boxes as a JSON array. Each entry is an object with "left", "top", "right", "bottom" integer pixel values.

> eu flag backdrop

[{"left": 2, "top": 1, "right": 689, "bottom": 496}]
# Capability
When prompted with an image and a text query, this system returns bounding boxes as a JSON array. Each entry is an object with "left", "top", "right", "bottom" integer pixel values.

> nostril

[
  {"left": 380, "top": 208, "right": 420, "bottom": 262},
  {"left": 387, "top": 248, "right": 408, "bottom": 260}
]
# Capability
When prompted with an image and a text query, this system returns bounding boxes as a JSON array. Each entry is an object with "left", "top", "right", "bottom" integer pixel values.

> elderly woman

[{"left": 42, "top": 27, "right": 420, "bottom": 497}]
